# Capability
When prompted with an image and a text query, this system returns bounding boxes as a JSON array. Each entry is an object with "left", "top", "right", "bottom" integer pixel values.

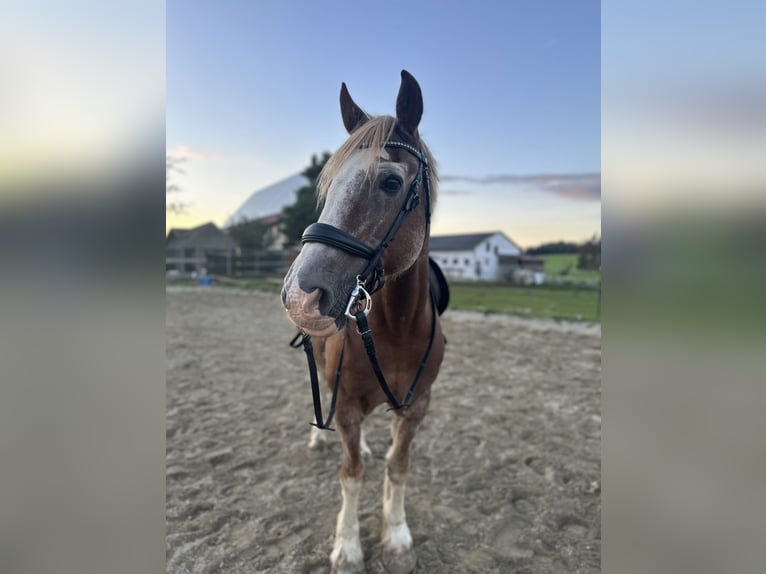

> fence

[{"left": 199, "top": 250, "right": 292, "bottom": 278}]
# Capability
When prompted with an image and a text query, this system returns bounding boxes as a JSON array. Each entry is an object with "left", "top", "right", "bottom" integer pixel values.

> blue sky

[{"left": 167, "top": 0, "right": 601, "bottom": 246}]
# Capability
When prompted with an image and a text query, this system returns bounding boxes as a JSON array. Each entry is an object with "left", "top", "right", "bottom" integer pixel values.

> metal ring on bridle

[{"left": 345, "top": 279, "right": 372, "bottom": 320}]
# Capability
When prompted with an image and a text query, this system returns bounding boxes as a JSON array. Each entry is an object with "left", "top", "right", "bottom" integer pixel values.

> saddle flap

[{"left": 428, "top": 257, "right": 450, "bottom": 316}]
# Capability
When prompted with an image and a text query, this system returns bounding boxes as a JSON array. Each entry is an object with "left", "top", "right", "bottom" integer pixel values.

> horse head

[{"left": 282, "top": 70, "right": 436, "bottom": 337}]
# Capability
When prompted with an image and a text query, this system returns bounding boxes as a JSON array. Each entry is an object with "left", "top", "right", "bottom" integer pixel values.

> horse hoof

[
  {"left": 331, "top": 545, "right": 365, "bottom": 574},
  {"left": 331, "top": 558, "right": 366, "bottom": 574},
  {"left": 381, "top": 546, "right": 416, "bottom": 574}
]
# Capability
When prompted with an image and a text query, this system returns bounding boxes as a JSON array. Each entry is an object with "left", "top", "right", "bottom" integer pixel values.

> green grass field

[
  {"left": 169, "top": 275, "right": 600, "bottom": 322},
  {"left": 540, "top": 253, "right": 600, "bottom": 284},
  {"left": 449, "top": 283, "right": 600, "bottom": 322}
]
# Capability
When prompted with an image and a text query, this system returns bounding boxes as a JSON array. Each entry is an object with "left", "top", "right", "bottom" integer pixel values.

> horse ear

[
  {"left": 340, "top": 82, "right": 368, "bottom": 134},
  {"left": 395, "top": 70, "right": 423, "bottom": 138}
]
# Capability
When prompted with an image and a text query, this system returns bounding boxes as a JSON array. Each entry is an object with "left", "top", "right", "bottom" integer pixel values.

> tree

[
  {"left": 280, "top": 152, "right": 331, "bottom": 247},
  {"left": 578, "top": 235, "right": 601, "bottom": 270},
  {"left": 526, "top": 240, "right": 580, "bottom": 255},
  {"left": 228, "top": 217, "right": 274, "bottom": 251},
  {"left": 166, "top": 155, "right": 188, "bottom": 214}
]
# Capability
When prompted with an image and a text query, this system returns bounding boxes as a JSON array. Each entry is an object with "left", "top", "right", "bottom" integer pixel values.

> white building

[{"left": 430, "top": 231, "right": 523, "bottom": 281}]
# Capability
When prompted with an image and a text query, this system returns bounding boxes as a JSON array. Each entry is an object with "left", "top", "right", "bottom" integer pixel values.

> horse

[{"left": 281, "top": 70, "right": 446, "bottom": 574}]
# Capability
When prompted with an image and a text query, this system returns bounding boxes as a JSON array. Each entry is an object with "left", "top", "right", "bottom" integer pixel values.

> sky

[
  {"left": 167, "top": 0, "right": 601, "bottom": 248},
  {"left": 602, "top": 1, "right": 766, "bottom": 208}
]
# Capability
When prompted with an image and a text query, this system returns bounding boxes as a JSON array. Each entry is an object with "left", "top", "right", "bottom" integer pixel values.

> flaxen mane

[{"left": 317, "top": 115, "right": 438, "bottom": 202}]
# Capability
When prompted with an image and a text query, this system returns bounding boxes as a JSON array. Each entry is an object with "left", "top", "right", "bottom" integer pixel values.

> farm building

[
  {"left": 499, "top": 254, "right": 546, "bottom": 285},
  {"left": 430, "top": 231, "right": 544, "bottom": 283},
  {"left": 225, "top": 173, "right": 309, "bottom": 249},
  {"left": 166, "top": 222, "right": 238, "bottom": 276}
]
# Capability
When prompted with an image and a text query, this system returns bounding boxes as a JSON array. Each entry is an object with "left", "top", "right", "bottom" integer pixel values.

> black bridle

[
  {"left": 302, "top": 141, "right": 432, "bottom": 304},
  {"left": 290, "top": 140, "right": 437, "bottom": 430}
]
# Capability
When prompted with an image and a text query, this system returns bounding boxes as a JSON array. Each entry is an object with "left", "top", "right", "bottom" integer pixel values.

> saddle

[{"left": 428, "top": 257, "right": 449, "bottom": 316}]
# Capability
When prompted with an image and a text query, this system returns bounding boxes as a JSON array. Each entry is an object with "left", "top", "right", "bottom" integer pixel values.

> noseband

[{"left": 300, "top": 141, "right": 432, "bottom": 320}]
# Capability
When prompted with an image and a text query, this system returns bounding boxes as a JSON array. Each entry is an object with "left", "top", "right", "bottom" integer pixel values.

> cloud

[
  {"left": 167, "top": 145, "right": 215, "bottom": 161},
  {"left": 439, "top": 189, "right": 474, "bottom": 196},
  {"left": 618, "top": 82, "right": 766, "bottom": 138},
  {"left": 440, "top": 173, "right": 601, "bottom": 201}
]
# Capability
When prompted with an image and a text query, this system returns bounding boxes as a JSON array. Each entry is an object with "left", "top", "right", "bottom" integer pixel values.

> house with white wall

[{"left": 429, "top": 231, "right": 524, "bottom": 281}]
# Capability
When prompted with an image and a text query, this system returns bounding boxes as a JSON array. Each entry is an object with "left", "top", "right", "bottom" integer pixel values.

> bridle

[
  {"left": 301, "top": 140, "right": 432, "bottom": 317},
  {"left": 290, "top": 140, "right": 437, "bottom": 431}
]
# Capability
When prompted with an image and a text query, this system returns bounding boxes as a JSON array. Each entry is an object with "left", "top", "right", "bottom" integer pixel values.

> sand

[{"left": 166, "top": 287, "right": 601, "bottom": 573}]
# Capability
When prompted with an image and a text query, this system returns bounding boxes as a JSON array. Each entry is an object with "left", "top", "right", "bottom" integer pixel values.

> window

[
  {"left": 464, "top": 258, "right": 470, "bottom": 265},
  {"left": 453, "top": 258, "right": 459, "bottom": 265},
  {"left": 486, "top": 242, "right": 490, "bottom": 252},
  {"left": 494, "top": 246, "right": 499, "bottom": 255}
]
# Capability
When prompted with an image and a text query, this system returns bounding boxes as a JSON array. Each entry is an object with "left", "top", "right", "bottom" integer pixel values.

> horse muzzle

[{"left": 282, "top": 281, "right": 342, "bottom": 337}]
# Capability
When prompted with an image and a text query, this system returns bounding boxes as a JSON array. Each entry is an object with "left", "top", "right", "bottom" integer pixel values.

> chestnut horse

[{"left": 281, "top": 70, "right": 445, "bottom": 574}]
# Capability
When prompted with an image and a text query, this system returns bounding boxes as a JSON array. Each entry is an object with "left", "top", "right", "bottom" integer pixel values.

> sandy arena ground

[{"left": 166, "top": 287, "right": 601, "bottom": 573}]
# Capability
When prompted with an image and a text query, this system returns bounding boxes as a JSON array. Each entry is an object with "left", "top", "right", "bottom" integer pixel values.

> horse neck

[{"left": 373, "top": 249, "right": 431, "bottom": 337}]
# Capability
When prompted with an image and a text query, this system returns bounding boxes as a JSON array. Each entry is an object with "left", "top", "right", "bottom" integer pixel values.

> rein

[{"left": 290, "top": 140, "right": 435, "bottom": 431}]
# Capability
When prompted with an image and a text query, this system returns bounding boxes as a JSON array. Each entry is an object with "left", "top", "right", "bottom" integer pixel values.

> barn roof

[
  {"left": 430, "top": 232, "right": 499, "bottom": 251},
  {"left": 167, "top": 222, "right": 237, "bottom": 251},
  {"left": 225, "top": 173, "right": 310, "bottom": 227}
]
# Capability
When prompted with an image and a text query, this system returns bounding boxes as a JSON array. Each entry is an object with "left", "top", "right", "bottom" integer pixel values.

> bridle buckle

[{"left": 345, "top": 276, "right": 372, "bottom": 320}]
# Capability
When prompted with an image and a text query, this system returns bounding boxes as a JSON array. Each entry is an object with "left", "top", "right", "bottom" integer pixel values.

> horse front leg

[
  {"left": 381, "top": 390, "right": 429, "bottom": 574},
  {"left": 331, "top": 413, "right": 366, "bottom": 574}
]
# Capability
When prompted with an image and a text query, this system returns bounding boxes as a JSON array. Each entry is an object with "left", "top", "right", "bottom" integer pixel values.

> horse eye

[{"left": 381, "top": 176, "right": 403, "bottom": 194}]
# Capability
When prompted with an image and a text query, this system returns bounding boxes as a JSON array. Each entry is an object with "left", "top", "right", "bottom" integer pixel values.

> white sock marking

[
  {"left": 382, "top": 474, "right": 412, "bottom": 552},
  {"left": 331, "top": 477, "right": 363, "bottom": 567}
]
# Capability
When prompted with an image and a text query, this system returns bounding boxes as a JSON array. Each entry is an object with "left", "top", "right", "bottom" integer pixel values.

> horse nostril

[
  {"left": 297, "top": 274, "right": 337, "bottom": 317},
  {"left": 281, "top": 286, "right": 287, "bottom": 306},
  {"left": 300, "top": 285, "right": 336, "bottom": 317},
  {"left": 317, "top": 289, "right": 337, "bottom": 317},
  {"left": 301, "top": 288, "right": 323, "bottom": 315}
]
